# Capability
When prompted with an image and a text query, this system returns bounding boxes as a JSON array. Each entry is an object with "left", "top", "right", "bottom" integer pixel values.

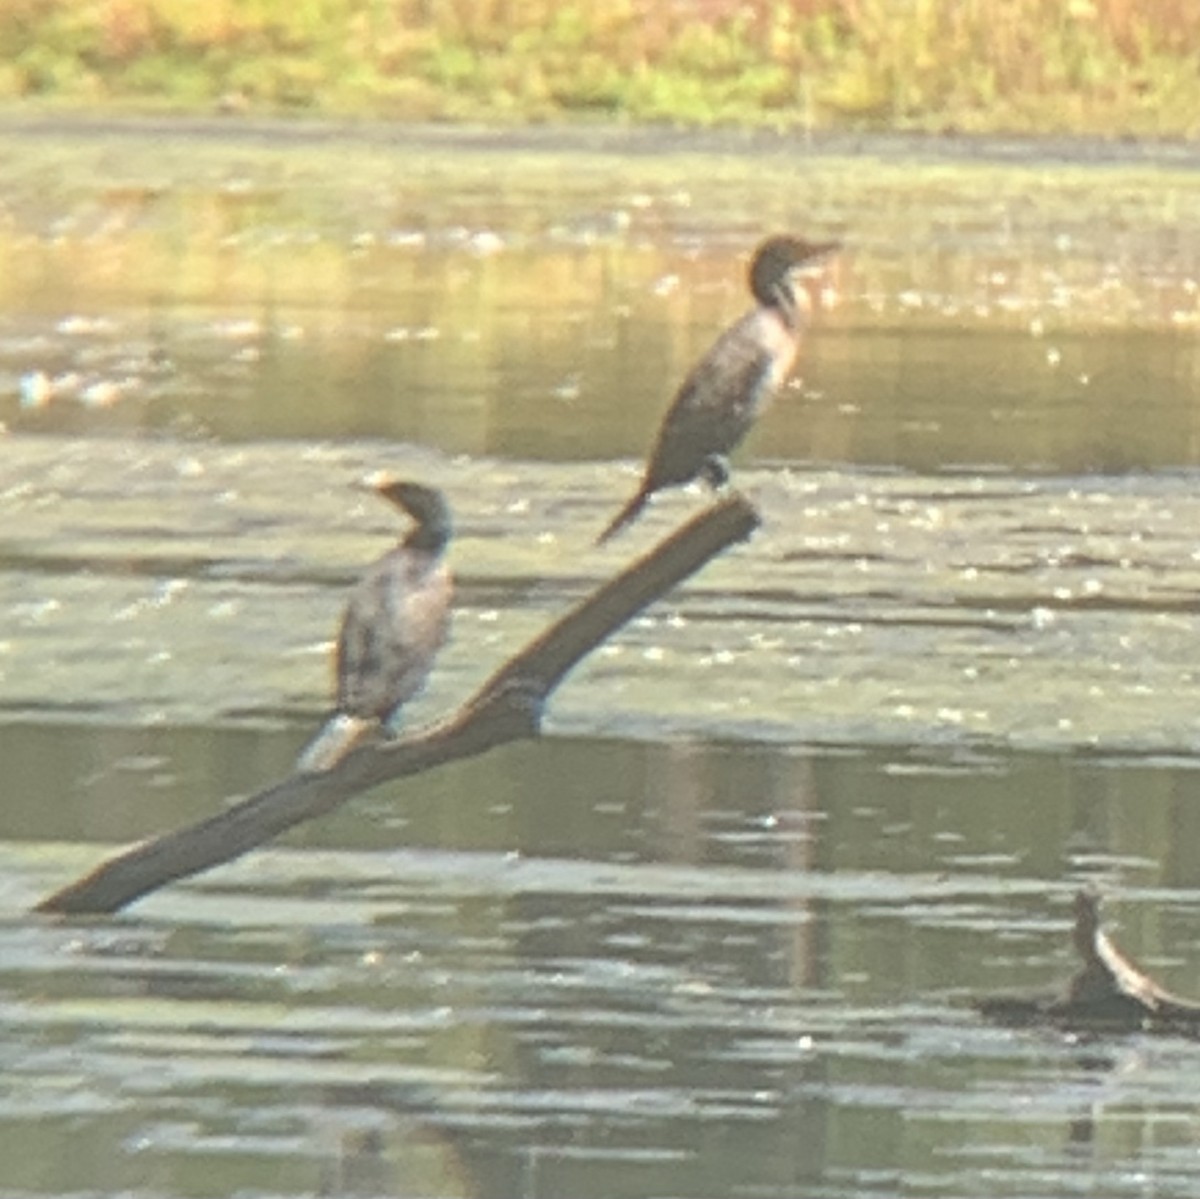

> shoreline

[{"left": 0, "top": 110, "right": 1198, "bottom": 170}]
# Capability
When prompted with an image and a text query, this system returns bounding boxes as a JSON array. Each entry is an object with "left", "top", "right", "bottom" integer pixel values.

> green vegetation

[{"left": 0, "top": 0, "right": 1198, "bottom": 136}]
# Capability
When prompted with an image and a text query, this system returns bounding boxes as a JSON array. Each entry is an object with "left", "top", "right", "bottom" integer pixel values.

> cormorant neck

[
  {"left": 403, "top": 516, "right": 451, "bottom": 556},
  {"left": 376, "top": 482, "right": 452, "bottom": 557},
  {"left": 765, "top": 277, "right": 800, "bottom": 330}
]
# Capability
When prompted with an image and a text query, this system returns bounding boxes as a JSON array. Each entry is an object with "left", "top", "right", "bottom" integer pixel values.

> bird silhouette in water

[
  {"left": 296, "top": 479, "right": 453, "bottom": 774},
  {"left": 596, "top": 234, "right": 839, "bottom": 544}
]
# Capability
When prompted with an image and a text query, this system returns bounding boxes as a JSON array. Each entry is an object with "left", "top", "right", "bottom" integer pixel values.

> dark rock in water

[{"left": 976, "top": 888, "right": 1200, "bottom": 1035}]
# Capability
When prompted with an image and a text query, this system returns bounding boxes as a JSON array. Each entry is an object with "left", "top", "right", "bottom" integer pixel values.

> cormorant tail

[
  {"left": 596, "top": 483, "right": 652, "bottom": 546},
  {"left": 295, "top": 713, "right": 375, "bottom": 774}
]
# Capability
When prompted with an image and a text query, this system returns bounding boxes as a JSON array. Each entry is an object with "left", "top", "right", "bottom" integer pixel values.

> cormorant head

[
  {"left": 749, "top": 235, "right": 840, "bottom": 312},
  {"left": 373, "top": 478, "right": 453, "bottom": 554}
]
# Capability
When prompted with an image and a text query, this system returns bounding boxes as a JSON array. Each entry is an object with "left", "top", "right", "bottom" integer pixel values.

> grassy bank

[{"left": 1, "top": 0, "right": 1199, "bottom": 136}]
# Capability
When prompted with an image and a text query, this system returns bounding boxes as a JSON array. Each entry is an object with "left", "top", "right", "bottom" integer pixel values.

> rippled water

[{"left": 4, "top": 119, "right": 1200, "bottom": 1198}]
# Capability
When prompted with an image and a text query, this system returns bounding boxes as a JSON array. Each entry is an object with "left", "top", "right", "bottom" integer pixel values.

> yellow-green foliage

[{"left": 0, "top": 0, "right": 1198, "bottom": 135}]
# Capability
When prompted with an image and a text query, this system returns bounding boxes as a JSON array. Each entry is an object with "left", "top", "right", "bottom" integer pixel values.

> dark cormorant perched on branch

[
  {"left": 597, "top": 234, "right": 839, "bottom": 545},
  {"left": 297, "top": 479, "right": 453, "bottom": 773}
]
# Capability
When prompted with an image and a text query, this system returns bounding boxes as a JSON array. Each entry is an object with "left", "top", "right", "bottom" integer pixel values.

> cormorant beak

[
  {"left": 357, "top": 470, "right": 397, "bottom": 495},
  {"left": 353, "top": 471, "right": 412, "bottom": 515},
  {"left": 791, "top": 240, "right": 841, "bottom": 276}
]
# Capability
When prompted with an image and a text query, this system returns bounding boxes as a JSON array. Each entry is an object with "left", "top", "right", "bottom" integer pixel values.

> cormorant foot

[{"left": 700, "top": 454, "right": 732, "bottom": 491}]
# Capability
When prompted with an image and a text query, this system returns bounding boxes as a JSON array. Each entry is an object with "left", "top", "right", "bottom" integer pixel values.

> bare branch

[{"left": 35, "top": 494, "right": 760, "bottom": 916}]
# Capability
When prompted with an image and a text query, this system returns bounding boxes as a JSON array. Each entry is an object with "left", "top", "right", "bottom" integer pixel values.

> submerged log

[
  {"left": 976, "top": 889, "right": 1200, "bottom": 1034},
  {"left": 35, "top": 494, "right": 760, "bottom": 917}
]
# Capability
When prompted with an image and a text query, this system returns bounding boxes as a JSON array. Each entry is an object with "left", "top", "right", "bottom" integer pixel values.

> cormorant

[
  {"left": 296, "top": 479, "right": 453, "bottom": 773},
  {"left": 597, "top": 234, "right": 839, "bottom": 544}
]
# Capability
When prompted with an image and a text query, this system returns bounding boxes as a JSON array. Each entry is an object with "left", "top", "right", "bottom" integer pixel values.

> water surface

[
  {"left": 4, "top": 120, "right": 1200, "bottom": 1198},
  {"left": 3, "top": 119, "right": 1200, "bottom": 470}
]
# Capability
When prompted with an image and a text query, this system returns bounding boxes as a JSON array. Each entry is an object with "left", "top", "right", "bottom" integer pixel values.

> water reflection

[
  {"left": 10, "top": 724, "right": 1200, "bottom": 895},
  {"left": 7, "top": 727, "right": 1200, "bottom": 1196}
]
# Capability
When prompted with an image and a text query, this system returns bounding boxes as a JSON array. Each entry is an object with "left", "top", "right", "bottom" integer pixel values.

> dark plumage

[
  {"left": 597, "top": 234, "right": 839, "bottom": 544},
  {"left": 296, "top": 479, "right": 453, "bottom": 774}
]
